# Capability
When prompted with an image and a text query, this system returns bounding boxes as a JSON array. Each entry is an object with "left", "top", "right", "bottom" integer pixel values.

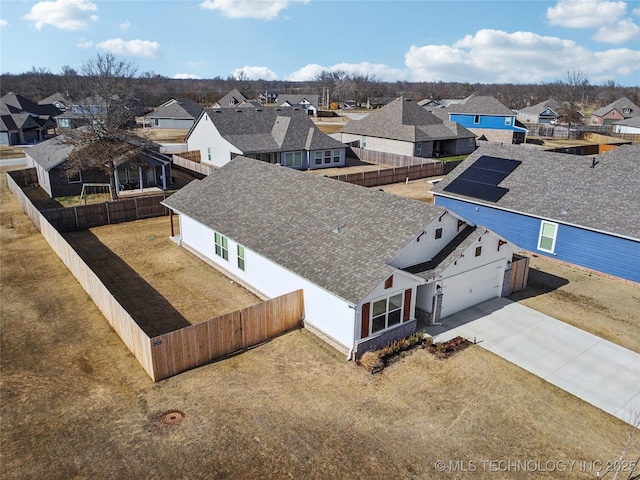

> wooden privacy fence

[
  {"left": 7, "top": 170, "right": 304, "bottom": 382},
  {"left": 41, "top": 194, "right": 170, "bottom": 232},
  {"left": 350, "top": 146, "right": 436, "bottom": 167},
  {"left": 510, "top": 254, "right": 530, "bottom": 293},
  {"left": 328, "top": 162, "right": 444, "bottom": 187},
  {"left": 150, "top": 290, "right": 304, "bottom": 381},
  {"left": 172, "top": 153, "right": 214, "bottom": 177}
]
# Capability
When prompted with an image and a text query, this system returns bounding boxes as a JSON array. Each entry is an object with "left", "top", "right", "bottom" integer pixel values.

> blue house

[
  {"left": 432, "top": 95, "right": 527, "bottom": 145},
  {"left": 431, "top": 143, "right": 640, "bottom": 284}
]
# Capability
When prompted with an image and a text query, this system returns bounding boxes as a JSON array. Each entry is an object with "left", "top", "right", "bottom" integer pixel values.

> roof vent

[
  {"left": 590, "top": 158, "right": 599, "bottom": 168},
  {"left": 332, "top": 224, "right": 346, "bottom": 234}
]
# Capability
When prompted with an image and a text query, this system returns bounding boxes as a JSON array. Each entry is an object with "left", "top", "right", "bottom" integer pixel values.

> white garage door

[{"left": 440, "top": 261, "right": 504, "bottom": 318}]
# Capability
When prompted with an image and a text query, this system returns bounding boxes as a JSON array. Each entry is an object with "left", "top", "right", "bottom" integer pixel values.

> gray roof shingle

[
  {"left": 196, "top": 107, "right": 346, "bottom": 153},
  {"left": 163, "top": 157, "right": 449, "bottom": 304},
  {"left": 593, "top": 97, "right": 640, "bottom": 118},
  {"left": 341, "top": 97, "right": 475, "bottom": 142},
  {"left": 431, "top": 143, "right": 640, "bottom": 240},
  {"left": 446, "top": 95, "right": 514, "bottom": 116},
  {"left": 146, "top": 98, "right": 203, "bottom": 120}
]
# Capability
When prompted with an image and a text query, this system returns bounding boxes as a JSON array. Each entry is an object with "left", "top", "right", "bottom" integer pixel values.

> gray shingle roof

[
  {"left": 277, "top": 94, "right": 319, "bottom": 109},
  {"left": 163, "top": 157, "right": 449, "bottom": 304},
  {"left": 614, "top": 115, "right": 640, "bottom": 127},
  {"left": 212, "top": 89, "right": 248, "bottom": 108},
  {"left": 518, "top": 98, "right": 560, "bottom": 115},
  {"left": 446, "top": 95, "right": 514, "bottom": 116},
  {"left": 196, "top": 107, "right": 346, "bottom": 153},
  {"left": 341, "top": 97, "right": 475, "bottom": 142},
  {"left": 431, "top": 143, "right": 640, "bottom": 240},
  {"left": 146, "top": 98, "right": 203, "bottom": 120},
  {"left": 25, "top": 135, "right": 74, "bottom": 170},
  {"left": 593, "top": 97, "right": 640, "bottom": 118}
]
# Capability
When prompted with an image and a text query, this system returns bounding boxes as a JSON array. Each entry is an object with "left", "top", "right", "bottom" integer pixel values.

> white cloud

[
  {"left": 633, "top": 7, "right": 640, "bottom": 16},
  {"left": 120, "top": 19, "right": 130, "bottom": 30},
  {"left": 404, "top": 28, "right": 640, "bottom": 84},
  {"left": 76, "top": 36, "right": 93, "bottom": 48},
  {"left": 232, "top": 65, "right": 278, "bottom": 80},
  {"left": 23, "top": 0, "right": 97, "bottom": 30},
  {"left": 0, "top": 19, "right": 9, "bottom": 27},
  {"left": 547, "top": 0, "right": 627, "bottom": 28},
  {"left": 593, "top": 18, "right": 640, "bottom": 42},
  {"left": 96, "top": 38, "right": 160, "bottom": 57},
  {"left": 285, "top": 62, "right": 407, "bottom": 82},
  {"left": 174, "top": 73, "right": 200, "bottom": 79},
  {"left": 199, "top": 0, "right": 308, "bottom": 20}
]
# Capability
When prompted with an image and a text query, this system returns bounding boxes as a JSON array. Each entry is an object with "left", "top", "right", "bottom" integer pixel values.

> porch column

[
  {"left": 162, "top": 165, "right": 167, "bottom": 190},
  {"left": 114, "top": 168, "right": 121, "bottom": 192},
  {"left": 139, "top": 166, "right": 144, "bottom": 192}
]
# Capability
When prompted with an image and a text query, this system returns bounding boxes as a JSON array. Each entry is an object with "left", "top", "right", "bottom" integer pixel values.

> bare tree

[{"left": 63, "top": 53, "right": 151, "bottom": 200}]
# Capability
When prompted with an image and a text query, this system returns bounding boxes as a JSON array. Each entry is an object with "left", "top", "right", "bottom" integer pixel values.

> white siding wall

[
  {"left": 26, "top": 156, "right": 52, "bottom": 196},
  {"left": 186, "top": 114, "right": 241, "bottom": 168},
  {"left": 179, "top": 215, "right": 356, "bottom": 352},
  {"left": 389, "top": 213, "right": 467, "bottom": 269},
  {"left": 415, "top": 282, "right": 435, "bottom": 312},
  {"left": 440, "top": 231, "right": 517, "bottom": 279}
]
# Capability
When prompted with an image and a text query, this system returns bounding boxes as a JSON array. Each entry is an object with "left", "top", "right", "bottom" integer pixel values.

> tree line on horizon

[{"left": 2, "top": 64, "right": 638, "bottom": 113}]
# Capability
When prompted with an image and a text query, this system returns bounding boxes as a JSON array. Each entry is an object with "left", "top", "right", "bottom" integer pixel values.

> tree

[
  {"left": 543, "top": 69, "right": 591, "bottom": 131},
  {"left": 63, "top": 53, "right": 151, "bottom": 200}
]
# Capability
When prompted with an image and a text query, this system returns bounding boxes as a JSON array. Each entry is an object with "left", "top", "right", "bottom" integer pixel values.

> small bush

[{"left": 359, "top": 350, "right": 384, "bottom": 373}]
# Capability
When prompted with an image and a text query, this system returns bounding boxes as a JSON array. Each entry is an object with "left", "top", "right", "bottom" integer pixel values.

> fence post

[
  {"left": 134, "top": 198, "right": 139, "bottom": 220},
  {"left": 74, "top": 206, "right": 79, "bottom": 231},
  {"left": 105, "top": 202, "right": 110, "bottom": 225}
]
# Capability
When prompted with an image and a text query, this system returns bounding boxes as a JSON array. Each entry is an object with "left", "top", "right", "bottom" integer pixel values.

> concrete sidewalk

[{"left": 423, "top": 297, "right": 640, "bottom": 425}]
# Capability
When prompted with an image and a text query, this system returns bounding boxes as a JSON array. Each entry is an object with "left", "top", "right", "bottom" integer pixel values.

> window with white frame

[
  {"left": 324, "top": 150, "right": 331, "bottom": 163},
  {"left": 505, "top": 117, "right": 512, "bottom": 126},
  {"left": 537, "top": 221, "right": 558, "bottom": 253},
  {"left": 314, "top": 151, "right": 323, "bottom": 165},
  {"left": 362, "top": 136, "right": 367, "bottom": 148},
  {"left": 237, "top": 244, "right": 245, "bottom": 271},
  {"left": 214, "top": 232, "right": 229, "bottom": 260},
  {"left": 371, "top": 294, "right": 403, "bottom": 333},
  {"left": 333, "top": 149, "right": 341, "bottom": 163}
]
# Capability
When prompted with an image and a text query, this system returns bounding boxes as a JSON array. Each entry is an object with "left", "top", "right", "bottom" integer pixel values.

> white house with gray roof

[
  {"left": 340, "top": 97, "right": 477, "bottom": 158},
  {"left": 162, "top": 157, "right": 520, "bottom": 358},
  {"left": 186, "top": 106, "right": 347, "bottom": 170}
]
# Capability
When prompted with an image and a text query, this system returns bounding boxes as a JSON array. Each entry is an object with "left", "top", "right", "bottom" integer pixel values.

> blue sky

[{"left": 1, "top": 0, "right": 639, "bottom": 86}]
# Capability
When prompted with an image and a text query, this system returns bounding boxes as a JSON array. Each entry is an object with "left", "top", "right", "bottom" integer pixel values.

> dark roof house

[
  {"left": 163, "top": 157, "right": 520, "bottom": 356},
  {"left": 340, "top": 97, "right": 476, "bottom": 158}
]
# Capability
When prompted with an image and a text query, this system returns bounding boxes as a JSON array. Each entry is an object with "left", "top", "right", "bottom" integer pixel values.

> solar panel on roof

[
  {"left": 443, "top": 179, "right": 509, "bottom": 202},
  {"left": 473, "top": 155, "right": 521, "bottom": 173},
  {"left": 442, "top": 155, "right": 521, "bottom": 202}
]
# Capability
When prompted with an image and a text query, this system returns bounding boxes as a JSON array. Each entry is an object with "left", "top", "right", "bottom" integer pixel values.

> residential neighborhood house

[
  {"left": 211, "top": 89, "right": 248, "bottom": 109},
  {"left": 340, "top": 97, "right": 476, "bottom": 158},
  {"left": 162, "top": 157, "right": 522, "bottom": 358},
  {"left": 1, "top": 92, "right": 60, "bottom": 145},
  {"left": 143, "top": 98, "right": 204, "bottom": 129},
  {"left": 185, "top": 106, "right": 347, "bottom": 170},
  {"left": 430, "top": 95, "right": 528, "bottom": 144},
  {"left": 590, "top": 97, "right": 640, "bottom": 126},
  {"left": 277, "top": 94, "right": 319, "bottom": 116},
  {"left": 25, "top": 134, "right": 173, "bottom": 197},
  {"left": 430, "top": 143, "right": 640, "bottom": 284},
  {"left": 38, "top": 92, "right": 72, "bottom": 113},
  {"left": 516, "top": 98, "right": 561, "bottom": 125},
  {"left": 613, "top": 115, "right": 640, "bottom": 135}
]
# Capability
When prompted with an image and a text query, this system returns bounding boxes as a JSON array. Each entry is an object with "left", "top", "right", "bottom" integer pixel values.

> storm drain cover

[{"left": 160, "top": 410, "right": 185, "bottom": 426}]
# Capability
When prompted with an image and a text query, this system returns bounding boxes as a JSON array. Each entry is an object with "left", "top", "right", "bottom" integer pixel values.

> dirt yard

[{"left": 2, "top": 165, "right": 639, "bottom": 479}]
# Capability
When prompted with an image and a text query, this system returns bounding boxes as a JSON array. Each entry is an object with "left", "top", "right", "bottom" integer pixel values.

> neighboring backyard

[{"left": 2, "top": 164, "right": 639, "bottom": 479}]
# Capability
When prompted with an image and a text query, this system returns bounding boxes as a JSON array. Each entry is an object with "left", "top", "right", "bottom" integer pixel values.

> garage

[{"left": 440, "top": 260, "right": 504, "bottom": 318}]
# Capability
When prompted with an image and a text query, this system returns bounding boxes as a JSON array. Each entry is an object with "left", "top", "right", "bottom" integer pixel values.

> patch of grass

[{"left": 439, "top": 154, "right": 469, "bottom": 162}]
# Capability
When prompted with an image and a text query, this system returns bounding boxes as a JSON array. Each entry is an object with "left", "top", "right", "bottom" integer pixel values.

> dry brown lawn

[
  {"left": 138, "top": 128, "right": 189, "bottom": 143},
  {"left": 2, "top": 166, "right": 638, "bottom": 479},
  {"left": 0, "top": 145, "right": 27, "bottom": 159}
]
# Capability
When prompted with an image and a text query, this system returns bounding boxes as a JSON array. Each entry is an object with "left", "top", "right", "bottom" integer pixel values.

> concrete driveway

[{"left": 423, "top": 297, "right": 640, "bottom": 425}]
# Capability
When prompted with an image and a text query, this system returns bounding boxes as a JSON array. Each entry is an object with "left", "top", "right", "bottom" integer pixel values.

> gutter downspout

[{"left": 347, "top": 304, "right": 358, "bottom": 361}]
